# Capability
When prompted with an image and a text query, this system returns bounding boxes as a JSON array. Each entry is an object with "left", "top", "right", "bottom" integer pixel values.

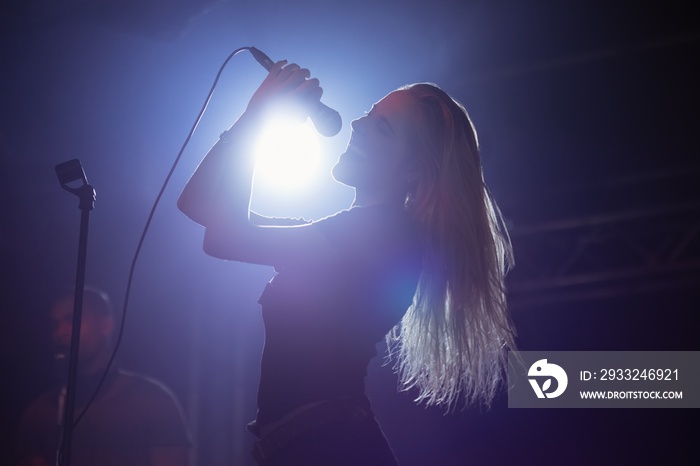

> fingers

[
  {"left": 276, "top": 63, "right": 312, "bottom": 89},
  {"left": 271, "top": 63, "right": 321, "bottom": 102},
  {"left": 298, "top": 78, "right": 323, "bottom": 101},
  {"left": 268, "top": 59, "right": 287, "bottom": 76},
  {"left": 249, "top": 60, "right": 323, "bottom": 118}
]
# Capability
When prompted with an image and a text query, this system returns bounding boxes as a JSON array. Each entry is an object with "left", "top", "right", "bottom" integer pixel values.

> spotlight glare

[{"left": 253, "top": 118, "right": 321, "bottom": 191}]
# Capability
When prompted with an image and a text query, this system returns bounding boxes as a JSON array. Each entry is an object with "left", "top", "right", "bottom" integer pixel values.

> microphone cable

[{"left": 67, "top": 45, "right": 256, "bottom": 432}]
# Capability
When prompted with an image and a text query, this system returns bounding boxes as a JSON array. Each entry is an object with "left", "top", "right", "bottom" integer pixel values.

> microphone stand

[{"left": 54, "top": 159, "right": 96, "bottom": 466}]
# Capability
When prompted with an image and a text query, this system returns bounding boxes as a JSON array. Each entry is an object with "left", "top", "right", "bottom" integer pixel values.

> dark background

[{"left": 2, "top": 1, "right": 698, "bottom": 465}]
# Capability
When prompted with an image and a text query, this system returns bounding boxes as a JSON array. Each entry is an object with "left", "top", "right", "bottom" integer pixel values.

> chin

[{"left": 332, "top": 153, "right": 360, "bottom": 187}]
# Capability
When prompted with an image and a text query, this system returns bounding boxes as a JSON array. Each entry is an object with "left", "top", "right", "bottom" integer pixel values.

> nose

[{"left": 350, "top": 114, "right": 368, "bottom": 131}]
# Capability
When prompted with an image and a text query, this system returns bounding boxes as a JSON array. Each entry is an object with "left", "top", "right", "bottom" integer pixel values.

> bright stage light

[{"left": 253, "top": 118, "right": 321, "bottom": 192}]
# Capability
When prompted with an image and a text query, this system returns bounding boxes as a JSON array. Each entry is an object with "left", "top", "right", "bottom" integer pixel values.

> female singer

[{"left": 178, "top": 60, "right": 516, "bottom": 466}]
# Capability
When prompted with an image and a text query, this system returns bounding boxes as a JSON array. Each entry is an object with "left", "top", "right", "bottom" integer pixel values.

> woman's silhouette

[{"left": 178, "top": 60, "right": 516, "bottom": 465}]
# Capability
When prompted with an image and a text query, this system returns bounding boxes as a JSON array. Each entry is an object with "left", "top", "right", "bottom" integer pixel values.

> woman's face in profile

[{"left": 332, "top": 90, "right": 420, "bottom": 191}]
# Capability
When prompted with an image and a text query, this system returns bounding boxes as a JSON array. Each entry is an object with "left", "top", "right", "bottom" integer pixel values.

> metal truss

[{"left": 506, "top": 193, "right": 700, "bottom": 310}]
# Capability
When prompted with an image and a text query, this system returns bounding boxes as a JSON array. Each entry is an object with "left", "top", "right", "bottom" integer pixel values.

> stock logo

[{"left": 528, "top": 359, "right": 568, "bottom": 399}]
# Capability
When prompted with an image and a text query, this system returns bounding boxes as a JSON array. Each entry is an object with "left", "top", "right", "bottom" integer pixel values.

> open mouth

[
  {"left": 346, "top": 132, "right": 369, "bottom": 160},
  {"left": 347, "top": 141, "right": 368, "bottom": 160}
]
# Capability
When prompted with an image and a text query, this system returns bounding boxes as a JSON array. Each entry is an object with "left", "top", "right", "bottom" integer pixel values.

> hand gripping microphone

[{"left": 249, "top": 46, "right": 342, "bottom": 137}]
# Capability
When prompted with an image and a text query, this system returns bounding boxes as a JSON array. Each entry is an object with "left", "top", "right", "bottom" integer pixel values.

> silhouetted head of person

[{"left": 50, "top": 287, "right": 115, "bottom": 375}]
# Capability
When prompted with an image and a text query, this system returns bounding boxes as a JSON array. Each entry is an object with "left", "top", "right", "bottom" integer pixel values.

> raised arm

[
  {"left": 176, "top": 110, "right": 258, "bottom": 227},
  {"left": 177, "top": 61, "right": 336, "bottom": 266}
]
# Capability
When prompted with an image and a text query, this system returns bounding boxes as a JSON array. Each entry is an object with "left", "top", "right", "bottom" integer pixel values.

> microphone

[{"left": 249, "top": 46, "right": 342, "bottom": 137}]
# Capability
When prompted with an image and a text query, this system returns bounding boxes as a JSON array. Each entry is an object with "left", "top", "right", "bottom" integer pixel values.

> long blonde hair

[{"left": 387, "top": 83, "right": 516, "bottom": 410}]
